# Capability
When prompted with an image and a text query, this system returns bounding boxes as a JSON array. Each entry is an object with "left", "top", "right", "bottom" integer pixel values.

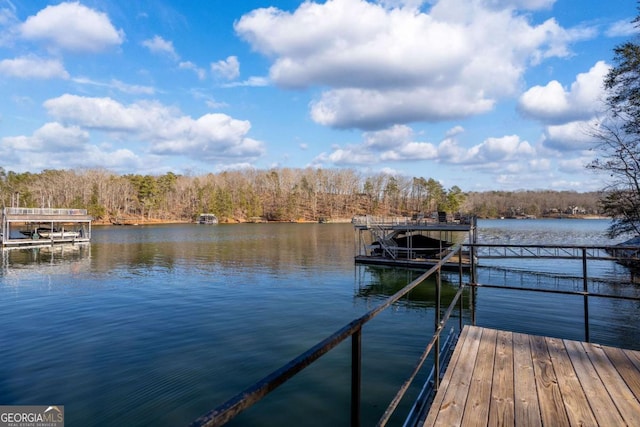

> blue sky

[{"left": 0, "top": 0, "right": 637, "bottom": 191}]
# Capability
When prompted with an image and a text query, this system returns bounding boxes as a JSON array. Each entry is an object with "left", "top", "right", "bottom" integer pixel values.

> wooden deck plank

[
  {"left": 423, "top": 327, "right": 640, "bottom": 427},
  {"left": 529, "top": 334, "right": 570, "bottom": 426},
  {"left": 512, "top": 332, "right": 541, "bottom": 426},
  {"left": 426, "top": 325, "right": 482, "bottom": 426},
  {"left": 545, "top": 336, "right": 597, "bottom": 426},
  {"left": 563, "top": 339, "right": 626, "bottom": 426},
  {"left": 460, "top": 328, "right": 497, "bottom": 427},
  {"left": 422, "top": 325, "right": 472, "bottom": 426},
  {"left": 583, "top": 342, "right": 640, "bottom": 426},
  {"left": 602, "top": 345, "right": 640, "bottom": 402},
  {"left": 624, "top": 346, "right": 640, "bottom": 374},
  {"left": 488, "top": 330, "right": 514, "bottom": 426}
]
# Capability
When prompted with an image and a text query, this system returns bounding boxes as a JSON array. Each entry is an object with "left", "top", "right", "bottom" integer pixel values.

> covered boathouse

[
  {"left": 1, "top": 207, "right": 92, "bottom": 248},
  {"left": 353, "top": 213, "right": 477, "bottom": 269}
]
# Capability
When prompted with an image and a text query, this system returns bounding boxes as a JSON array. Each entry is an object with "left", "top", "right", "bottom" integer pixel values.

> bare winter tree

[{"left": 589, "top": 9, "right": 640, "bottom": 238}]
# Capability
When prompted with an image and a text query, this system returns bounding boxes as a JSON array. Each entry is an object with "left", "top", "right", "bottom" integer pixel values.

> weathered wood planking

[{"left": 423, "top": 325, "right": 640, "bottom": 426}]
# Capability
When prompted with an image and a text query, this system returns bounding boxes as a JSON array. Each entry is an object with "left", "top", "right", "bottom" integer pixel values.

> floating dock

[
  {"left": 423, "top": 325, "right": 640, "bottom": 426},
  {"left": 353, "top": 215, "right": 477, "bottom": 269},
  {"left": 1, "top": 207, "right": 92, "bottom": 248}
]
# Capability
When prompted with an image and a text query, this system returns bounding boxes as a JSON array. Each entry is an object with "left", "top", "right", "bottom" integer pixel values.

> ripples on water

[
  {"left": 0, "top": 220, "right": 639, "bottom": 426},
  {"left": 478, "top": 218, "right": 617, "bottom": 245},
  {"left": 475, "top": 219, "right": 640, "bottom": 346}
]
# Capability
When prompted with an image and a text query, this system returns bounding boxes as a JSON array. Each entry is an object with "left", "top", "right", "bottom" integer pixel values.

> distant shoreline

[{"left": 92, "top": 214, "right": 610, "bottom": 226}]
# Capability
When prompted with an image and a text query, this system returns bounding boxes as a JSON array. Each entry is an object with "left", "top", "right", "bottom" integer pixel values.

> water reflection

[
  {"left": 90, "top": 223, "right": 356, "bottom": 274},
  {"left": 477, "top": 218, "right": 617, "bottom": 246},
  {"left": 0, "top": 244, "right": 91, "bottom": 277},
  {"left": 355, "top": 265, "right": 469, "bottom": 309}
]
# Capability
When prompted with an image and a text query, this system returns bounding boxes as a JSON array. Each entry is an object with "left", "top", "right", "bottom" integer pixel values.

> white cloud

[
  {"left": 359, "top": 124, "right": 440, "bottom": 160},
  {"left": 445, "top": 125, "right": 464, "bottom": 137},
  {"left": 205, "top": 99, "right": 227, "bottom": 109},
  {"left": 605, "top": 19, "right": 638, "bottom": 38},
  {"left": 72, "top": 77, "right": 156, "bottom": 95},
  {"left": 189, "top": 89, "right": 228, "bottom": 109},
  {"left": 466, "top": 135, "right": 535, "bottom": 163},
  {"left": 142, "top": 35, "right": 179, "bottom": 60},
  {"left": 312, "top": 147, "right": 377, "bottom": 166},
  {"left": 3, "top": 122, "right": 88, "bottom": 152},
  {"left": 211, "top": 56, "right": 240, "bottom": 80},
  {"left": 528, "top": 158, "right": 551, "bottom": 171},
  {"left": 363, "top": 124, "right": 413, "bottom": 150},
  {"left": 378, "top": 0, "right": 424, "bottom": 9},
  {"left": 20, "top": 2, "right": 124, "bottom": 53},
  {"left": 180, "top": 61, "right": 206, "bottom": 80},
  {"left": 0, "top": 122, "right": 142, "bottom": 172},
  {"left": 310, "top": 124, "right": 534, "bottom": 168},
  {"left": 310, "top": 86, "right": 495, "bottom": 129},
  {"left": 83, "top": 146, "right": 141, "bottom": 170},
  {"left": 436, "top": 133, "right": 535, "bottom": 165},
  {"left": 542, "top": 119, "right": 599, "bottom": 151},
  {"left": 519, "top": 80, "right": 570, "bottom": 118},
  {"left": 42, "top": 94, "right": 265, "bottom": 162},
  {"left": 222, "top": 76, "right": 270, "bottom": 88},
  {"left": 0, "top": 56, "right": 69, "bottom": 79},
  {"left": 381, "top": 141, "right": 438, "bottom": 160},
  {"left": 380, "top": 167, "right": 400, "bottom": 175},
  {"left": 437, "top": 136, "right": 467, "bottom": 162},
  {"left": 548, "top": 179, "right": 588, "bottom": 190},
  {"left": 236, "top": 0, "right": 589, "bottom": 130},
  {"left": 0, "top": 1, "right": 16, "bottom": 26},
  {"left": 110, "top": 79, "right": 156, "bottom": 95},
  {"left": 519, "top": 61, "right": 609, "bottom": 123},
  {"left": 558, "top": 156, "right": 591, "bottom": 173},
  {"left": 519, "top": 62, "right": 611, "bottom": 153},
  {"left": 215, "top": 162, "right": 255, "bottom": 172},
  {"left": 0, "top": 1, "right": 19, "bottom": 46},
  {"left": 44, "top": 94, "right": 150, "bottom": 132}
]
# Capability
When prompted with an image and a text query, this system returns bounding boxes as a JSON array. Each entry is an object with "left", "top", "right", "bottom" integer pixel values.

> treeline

[
  {"left": 0, "top": 168, "right": 602, "bottom": 223},
  {"left": 465, "top": 190, "right": 601, "bottom": 218}
]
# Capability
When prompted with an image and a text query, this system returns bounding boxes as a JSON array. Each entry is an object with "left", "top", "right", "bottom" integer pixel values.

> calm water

[{"left": 1, "top": 219, "right": 639, "bottom": 426}]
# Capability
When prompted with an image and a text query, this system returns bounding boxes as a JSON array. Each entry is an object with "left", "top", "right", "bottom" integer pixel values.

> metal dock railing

[{"left": 188, "top": 243, "right": 640, "bottom": 426}]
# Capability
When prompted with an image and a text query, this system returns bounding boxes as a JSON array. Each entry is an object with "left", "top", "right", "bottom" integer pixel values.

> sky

[{"left": 0, "top": 0, "right": 638, "bottom": 192}]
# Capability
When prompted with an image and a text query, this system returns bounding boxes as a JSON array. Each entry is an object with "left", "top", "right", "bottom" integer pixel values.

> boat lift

[{"left": 1, "top": 207, "right": 92, "bottom": 248}]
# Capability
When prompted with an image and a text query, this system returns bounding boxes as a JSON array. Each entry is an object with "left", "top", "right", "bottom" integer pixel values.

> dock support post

[
  {"left": 582, "top": 248, "right": 590, "bottom": 342},
  {"left": 434, "top": 268, "right": 441, "bottom": 390},
  {"left": 469, "top": 244, "right": 476, "bottom": 326},
  {"left": 471, "top": 219, "right": 478, "bottom": 326},
  {"left": 458, "top": 250, "right": 463, "bottom": 331},
  {"left": 351, "top": 328, "right": 361, "bottom": 427}
]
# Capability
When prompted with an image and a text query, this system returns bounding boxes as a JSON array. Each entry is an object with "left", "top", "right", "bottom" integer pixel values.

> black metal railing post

[
  {"left": 470, "top": 244, "right": 477, "bottom": 326},
  {"left": 458, "top": 248, "right": 463, "bottom": 331},
  {"left": 582, "top": 248, "right": 590, "bottom": 342},
  {"left": 434, "top": 267, "right": 441, "bottom": 390},
  {"left": 351, "top": 328, "right": 362, "bottom": 427}
]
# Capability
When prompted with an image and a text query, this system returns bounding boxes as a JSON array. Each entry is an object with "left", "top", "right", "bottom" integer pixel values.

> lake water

[{"left": 1, "top": 219, "right": 639, "bottom": 426}]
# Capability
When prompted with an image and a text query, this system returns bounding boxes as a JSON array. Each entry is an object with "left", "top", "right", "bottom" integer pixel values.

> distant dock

[
  {"left": 353, "top": 214, "right": 477, "bottom": 269},
  {"left": 1, "top": 207, "right": 92, "bottom": 248}
]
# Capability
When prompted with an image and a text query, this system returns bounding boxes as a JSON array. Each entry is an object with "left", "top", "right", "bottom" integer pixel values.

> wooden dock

[{"left": 424, "top": 325, "right": 640, "bottom": 426}]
